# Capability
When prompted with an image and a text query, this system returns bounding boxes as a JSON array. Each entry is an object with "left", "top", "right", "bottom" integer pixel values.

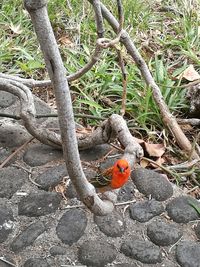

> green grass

[{"left": 1, "top": 0, "right": 200, "bottom": 132}]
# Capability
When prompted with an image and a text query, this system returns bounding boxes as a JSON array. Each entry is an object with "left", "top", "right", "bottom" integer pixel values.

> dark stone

[
  {"left": 18, "top": 192, "right": 61, "bottom": 217},
  {"left": 49, "top": 245, "right": 66, "bottom": 256},
  {"left": 35, "top": 164, "right": 67, "bottom": 190},
  {"left": 0, "top": 205, "right": 14, "bottom": 243},
  {"left": 147, "top": 219, "right": 183, "bottom": 246},
  {"left": 0, "top": 167, "right": 28, "bottom": 199},
  {"left": 0, "top": 91, "right": 16, "bottom": 108},
  {"left": 0, "top": 120, "right": 31, "bottom": 148},
  {"left": 23, "top": 258, "right": 50, "bottom": 267},
  {"left": 121, "top": 238, "right": 162, "bottom": 264},
  {"left": 176, "top": 241, "right": 200, "bottom": 267},
  {"left": 10, "top": 221, "right": 46, "bottom": 252},
  {"left": 194, "top": 221, "right": 200, "bottom": 239},
  {"left": 80, "top": 144, "right": 111, "bottom": 161},
  {"left": 94, "top": 211, "right": 125, "bottom": 237},
  {"left": 56, "top": 209, "right": 87, "bottom": 245},
  {"left": 129, "top": 199, "right": 165, "bottom": 222},
  {"left": 23, "top": 144, "right": 63, "bottom": 167},
  {"left": 78, "top": 240, "right": 117, "bottom": 267},
  {"left": 117, "top": 181, "right": 135, "bottom": 202},
  {"left": 166, "top": 196, "right": 200, "bottom": 223},
  {"left": 132, "top": 168, "right": 173, "bottom": 201}
]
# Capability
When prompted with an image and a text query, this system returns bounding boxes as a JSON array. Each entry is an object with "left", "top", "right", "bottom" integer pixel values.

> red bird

[{"left": 90, "top": 159, "right": 131, "bottom": 192}]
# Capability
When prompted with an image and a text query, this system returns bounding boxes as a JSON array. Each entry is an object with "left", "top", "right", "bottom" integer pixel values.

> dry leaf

[
  {"left": 9, "top": 23, "right": 23, "bottom": 34},
  {"left": 178, "top": 64, "right": 200, "bottom": 81},
  {"left": 140, "top": 158, "right": 149, "bottom": 168},
  {"left": 144, "top": 143, "right": 165, "bottom": 157},
  {"left": 58, "top": 35, "right": 74, "bottom": 47}
]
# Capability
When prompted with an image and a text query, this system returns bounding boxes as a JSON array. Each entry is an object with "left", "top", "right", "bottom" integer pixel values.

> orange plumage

[{"left": 90, "top": 159, "right": 131, "bottom": 192}]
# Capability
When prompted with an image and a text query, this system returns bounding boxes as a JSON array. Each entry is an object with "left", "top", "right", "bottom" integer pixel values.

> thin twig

[
  {"left": 118, "top": 49, "right": 127, "bottom": 116},
  {"left": 62, "top": 199, "right": 136, "bottom": 209},
  {"left": 187, "top": 186, "right": 199, "bottom": 194},
  {"left": 167, "top": 159, "right": 200, "bottom": 170},
  {"left": 115, "top": 199, "right": 136, "bottom": 206},
  {"left": 141, "top": 157, "right": 179, "bottom": 179},
  {"left": 177, "top": 118, "right": 200, "bottom": 126},
  {"left": 0, "top": 257, "right": 17, "bottom": 267},
  {"left": 0, "top": 112, "right": 106, "bottom": 121},
  {"left": 109, "top": 143, "right": 124, "bottom": 152},
  {"left": 168, "top": 236, "right": 183, "bottom": 253},
  {"left": 0, "top": 138, "right": 34, "bottom": 168}
]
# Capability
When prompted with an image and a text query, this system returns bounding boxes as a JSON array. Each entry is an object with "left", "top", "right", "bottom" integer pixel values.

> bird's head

[{"left": 114, "top": 159, "right": 131, "bottom": 175}]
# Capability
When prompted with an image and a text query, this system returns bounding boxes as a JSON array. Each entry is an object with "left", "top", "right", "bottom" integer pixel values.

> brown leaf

[
  {"left": 58, "top": 35, "right": 74, "bottom": 47},
  {"left": 144, "top": 143, "right": 165, "bottom": 157},
  {"left": 178, "top": 65, "right": 200, "bottom": 81},
  {"left": 140, "top": 158, "right": 149, "bottom": 168}
]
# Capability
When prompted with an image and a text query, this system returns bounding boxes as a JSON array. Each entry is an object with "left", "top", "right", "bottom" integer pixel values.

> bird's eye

[
  {"left": 117, "top": 164, "right": 120, "bottom": 169},
  {"left": 125, "top": 166, "right": 129, "bottom": 170}
]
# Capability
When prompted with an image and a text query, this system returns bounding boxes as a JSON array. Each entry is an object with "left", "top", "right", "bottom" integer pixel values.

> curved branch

[
  {"left": 0, "top": 42, "right": 102, "bottom": 88},
  {"left": 0, "top": 78, "right": 61, "bottom": 148},
  {"left": 93, "top": 0, "right": 104, "bottom": 37},
  {"left": 23, "top": 0, "right": 117, "bottom": 215}
]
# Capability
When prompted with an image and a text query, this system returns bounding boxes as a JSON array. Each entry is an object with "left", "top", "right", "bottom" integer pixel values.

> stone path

[{"left": 0, "top": 91, "right": 199, "bottom": 267}]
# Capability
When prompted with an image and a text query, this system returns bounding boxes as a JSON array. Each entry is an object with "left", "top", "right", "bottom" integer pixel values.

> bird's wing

[{"left": 90, "top": 167, "right": 113, "bottom": 188}]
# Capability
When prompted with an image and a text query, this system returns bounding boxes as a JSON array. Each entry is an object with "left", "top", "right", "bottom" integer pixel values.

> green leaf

[{"left": 188, "top": 200, "right": 200, "bottom": 215}]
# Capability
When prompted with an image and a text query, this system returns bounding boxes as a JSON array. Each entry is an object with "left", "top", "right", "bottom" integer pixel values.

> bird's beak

[{"left": 119, "top": 167, "right": 125, "bottom": 173}]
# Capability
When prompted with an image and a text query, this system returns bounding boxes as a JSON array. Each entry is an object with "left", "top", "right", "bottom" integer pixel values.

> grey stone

[
  {"left": 18, "top": 192, "right": 61, "bottom": 217},
  {"left": 10, "top": 221, "right": 46, "bottom": 252},
  {"left": 78, "top": 240, "right": 117, "bottom": 267},
  {"left": 34, "top": 97, "right": 52, "bottom": 116},
  {"left": 117, "top": 181, "right": 135, "bottom": 202},
  {"left": 129, "top": 199, "right": 165, "bottom": 222},
  {"left": 121, "top": 238, "right": 162, "bottom": 264},
  {"left": 0, "top": 205, "right": 14, "bottom": 243},
  {"left": 94, "top": 211, "right": 125, "bottom": 237},
  {"left": 49, "top": 245, "right": 66, "bottom": 256},
  {"left": 166, "top": 196, "right": 200, "bottom": 223},
  {"left": 0, "top": 91, "right": 16, "bottom": 108},
  {"left": 0, "top": 120, "right": 31, "bottom": 148},
  {"left": 194, "top": 221, "right": 200, "bottom": 239},
  {"left": 23, "top": 258, "right": 50, "bottom": 267},
  {"left": 79, "top": 144, "right": 111, "bottom": 161},
  {"left": 35, "top": 163, "right": 67, "bottom": 190},
  {"left": 132, "top": 168, "right": 173, "bottom": 201},
  {"left": 23, "top": 144, "right": 63, "bottom": 167},
  {"left": 147, "top": 219, "right": 183, "bottom": 246},
  {"left": 176, "top": 241, "right": 200, "bottom": 267},
  {"left": 56, "top": 209, "right": 87, "bottom": 245},
  {"left": 0, "top": 167, "right": 28, "bottom": 199}
]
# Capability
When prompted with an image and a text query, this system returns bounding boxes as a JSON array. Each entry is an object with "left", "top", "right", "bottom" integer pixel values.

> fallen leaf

[
  {"left": 177, "top": 64, "right": 200, "bottom": 81},
  {"left": 58, "top": 35, "right": 74, "bottom": 47},
  {"left": 9, "top": 23, "right": 23, "bottom": 34},
  {"left": 144, "top": 143, "right": 165, "bottom": 157},
  {"left": 140, "top": 158, "right": 149, "bottom": 168}
]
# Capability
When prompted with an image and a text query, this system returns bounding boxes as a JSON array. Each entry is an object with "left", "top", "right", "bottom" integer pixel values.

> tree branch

[
  {"left": 87, "top": 0, "right": 199, "bottom": 159},
  {"left": 23, "top": 0, "right": 143, "bottom": 215}
]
